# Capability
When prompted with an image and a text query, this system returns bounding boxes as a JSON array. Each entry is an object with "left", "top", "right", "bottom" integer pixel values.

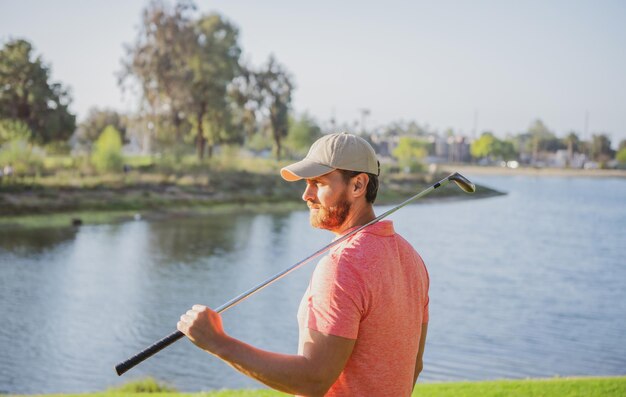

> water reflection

[
  {"left": 0, "top": 226, "right": 78, "bottom": 253},
  {"left": 145, "top": 214, "right": 253, "bottom": 266}
]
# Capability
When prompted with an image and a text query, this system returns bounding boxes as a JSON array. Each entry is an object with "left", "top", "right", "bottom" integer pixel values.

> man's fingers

[{"left": 178, "top": 305, "right": 212, "bottom": 334}]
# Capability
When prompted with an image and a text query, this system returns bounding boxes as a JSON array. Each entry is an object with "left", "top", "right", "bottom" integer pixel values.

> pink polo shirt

[{"left": 297, "top": 220, "right": 429, "bottom": 397}]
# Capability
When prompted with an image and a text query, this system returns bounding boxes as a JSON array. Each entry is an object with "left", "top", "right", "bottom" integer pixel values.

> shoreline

[
  {"left": 0, "top": 172, "right": 504, "bottom": 229},
  {"left": 440, "top": 164, "right": 626, "bottom": 178}
]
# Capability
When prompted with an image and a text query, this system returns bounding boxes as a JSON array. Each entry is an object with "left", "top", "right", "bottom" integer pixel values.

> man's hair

[{"left": 339, "top": 169, "right": 379, "bottom": 204}]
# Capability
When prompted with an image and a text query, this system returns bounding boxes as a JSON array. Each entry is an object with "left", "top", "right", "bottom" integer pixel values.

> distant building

[
  {"left": 545, "top": 150, "right": 587, "bottom": 168},
  {"left": 448, "top": 135, "right": 471, "bottom": 163},
  {"left": 433, "top": 135, "right": 470, "bottom": 163},
  {"left": 369, "top": 134, "right": 395, "bottom": 159},
  {"left": 372, "top": 132, "right": 471, "bottom": 165}
]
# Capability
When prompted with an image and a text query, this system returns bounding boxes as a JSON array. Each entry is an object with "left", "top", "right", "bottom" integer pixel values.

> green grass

[
  {"left": 37, "top": 153, "right": 291, "bottom": 177},
  {"left": 9, "top": 376, "right": 626, "bottom": 397},
  {"left": 413, "top": 377, "right": 626, "bottom": 397},
  {"left": 42, "top": 156, "right": 75, "bottom": 169}
]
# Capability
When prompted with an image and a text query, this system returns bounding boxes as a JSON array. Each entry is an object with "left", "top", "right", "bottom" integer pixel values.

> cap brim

[{"left": 280, "top": 159, "right": 335, "bottom": 181}]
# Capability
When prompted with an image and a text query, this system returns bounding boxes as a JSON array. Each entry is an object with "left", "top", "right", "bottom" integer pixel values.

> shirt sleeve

[{"left": 302, "top": 254, "right": 365, "bottom": 339}]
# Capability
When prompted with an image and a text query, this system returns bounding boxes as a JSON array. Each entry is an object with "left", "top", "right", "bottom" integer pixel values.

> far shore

[
  {"left": 440, "top": 164, "right": 626, "bottom": 178},
  {"left": 0, "top": 170, "right": 504, "bottom": 229}
]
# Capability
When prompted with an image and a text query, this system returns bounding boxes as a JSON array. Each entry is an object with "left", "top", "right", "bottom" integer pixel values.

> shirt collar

[{"left": 333, "top": 220, "right": 395, "bottom": 243}]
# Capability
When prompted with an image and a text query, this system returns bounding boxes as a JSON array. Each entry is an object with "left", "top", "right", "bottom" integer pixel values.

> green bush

[
  {"left": 108, "top": 376, "right": 177, "bottom": 393},
  {"left": 392, "top": 136, "right": 427, "bottom": 173},
  {"left": 0, "top": 119, "right": 31, "bottom": 144},
  {"left": 0, "top": 138, "right": 45, "bottom": 176},
  {"left": 245, "top": 131, "right": 273, "bottom": 153},
  {"left": 616, "top": 147, "right": 626, "bottom": 165},
  {"left": 45, "top": 140, "right": 72, "bottom": 155},
  {"left": 285, "top": 113, "right": 322, "bottom": 157},
  {"left": 92, "top": 125, "right": 124, "bottom": 173}
]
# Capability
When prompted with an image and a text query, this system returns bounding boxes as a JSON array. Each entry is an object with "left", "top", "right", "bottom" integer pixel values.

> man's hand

[{"left": 177, "top": 304, "right": 228, "bottom": 354}]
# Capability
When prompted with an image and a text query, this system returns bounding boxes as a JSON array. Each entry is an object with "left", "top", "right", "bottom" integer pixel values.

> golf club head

[{"left": 449, "top": 172, "right": 476, "bottom": 193}]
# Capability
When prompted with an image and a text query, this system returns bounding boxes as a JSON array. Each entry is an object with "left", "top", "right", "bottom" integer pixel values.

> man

[{"left": 177, "top": 132, "right": 430, "bottom": 396}]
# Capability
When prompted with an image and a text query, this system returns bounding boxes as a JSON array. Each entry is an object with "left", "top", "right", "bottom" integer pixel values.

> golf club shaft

[{"left": 115, "top": 172, "right": 473, "bottom": 376}]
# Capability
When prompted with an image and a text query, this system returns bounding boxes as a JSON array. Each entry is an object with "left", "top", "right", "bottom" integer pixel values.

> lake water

[{"left": 0, "top": 175, "right": 625, "bottom": 394}]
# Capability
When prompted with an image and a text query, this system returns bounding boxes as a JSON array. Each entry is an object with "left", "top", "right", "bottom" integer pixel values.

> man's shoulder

[{"left": 343, "top": 227, "right": 423, "bottom": 267}]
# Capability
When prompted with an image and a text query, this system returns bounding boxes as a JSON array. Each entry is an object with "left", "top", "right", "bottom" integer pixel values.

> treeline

[
  {"left": 469, "top": 119, "right": 621, "bottom": 168},
  {"left": 0, "top": 0, "right": 323, "bottom": 176},
  {"left": 378, "top": 119, "right": 625, "bottom": 169},
  {"left": 1, "top": 0, "right": 625, "bottom": 176}
]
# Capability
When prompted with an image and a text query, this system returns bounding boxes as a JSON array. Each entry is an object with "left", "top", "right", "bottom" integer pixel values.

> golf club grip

[{"left": 115, "top": 330, "right": 184, "bottom": 375}]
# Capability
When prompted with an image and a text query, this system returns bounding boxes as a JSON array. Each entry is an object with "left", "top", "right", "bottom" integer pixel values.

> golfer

[{"left": 177, "top": 132, "right": 430, "bottom": 396}]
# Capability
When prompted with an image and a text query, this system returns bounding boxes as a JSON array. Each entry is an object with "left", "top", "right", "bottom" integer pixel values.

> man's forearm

[
  {"left": 213, "top": 335, "right": 329, "bottom": 396},
  {"left": 177, "top": 306, "right": 350, "bottom": 396}
]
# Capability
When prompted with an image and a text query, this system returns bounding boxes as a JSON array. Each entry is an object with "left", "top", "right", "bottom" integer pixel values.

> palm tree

[{"left": 563, "top": 132, "right": 580, "bottom": 168}]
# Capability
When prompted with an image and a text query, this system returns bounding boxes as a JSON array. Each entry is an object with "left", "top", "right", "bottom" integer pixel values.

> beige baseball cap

[{"left": 280, "top": 132, "right": 379, "bottom": 181}]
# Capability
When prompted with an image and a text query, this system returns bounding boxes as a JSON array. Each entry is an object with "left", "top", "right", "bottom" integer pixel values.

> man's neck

[{"left": 332, "top": 204, "right": 376, "bottom": 236}]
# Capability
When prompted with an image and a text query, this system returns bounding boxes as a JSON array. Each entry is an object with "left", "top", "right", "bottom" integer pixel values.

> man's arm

[
  {"left": 413, "top": 322, "right": 428, "bottom": 386},
  {"left": 178, "top": 305, "right": 355, "bottom": 397}
]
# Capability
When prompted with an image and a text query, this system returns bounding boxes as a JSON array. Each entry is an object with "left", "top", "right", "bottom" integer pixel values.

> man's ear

[{"left": 352, "top": 173, "right": 369, "bottom": 198}]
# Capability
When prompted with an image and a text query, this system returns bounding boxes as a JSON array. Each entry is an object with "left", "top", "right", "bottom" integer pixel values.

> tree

[
  {"left": 0, "top": 138, "right": 45, "bottom": 176},
  {"left": 75, "top": 108, "right": 128, "bottom": 150},
  {"left": 616, "top": 147, "right": 626, "bottom": 165},
  {"left": 0, "top": 119, "right": 43, "bottom": 175},
  {"left": 527, "top": 119, "right": 559, "bottom": 160},
  {"left": 229, "top": 69, "right": 260, "bottom": 141},
  {"left": 0, "top": 38, "right": 76, "bottom": 143},
  {"left": 252, "top": 55, "right": 294, "bottom": 160},
  {"left": 563, "top": 132, "right": 581, "bottom": 168},
  {"left": 470, "top": 132, "right": 495, "bottom": 159},
  {"left": 228, "top": 56, "right": 294, "bottom": 160},
  {"left": 381, "top": 120, "right": 428, "bottom": 137},
  {"left": 120, "top": 2, "right": 243, "bottom": 159},
  {"left": 91, "top": 125, "right": 124, "bottom": 172},
  {"left": 285, "top": 113, "right": 322, "bottom": 156},
  {"left": 0, "top": 118, "right": 31, "bottom": 144},
  {"left": 119, "top": 0, "right": 197, "bottom": 154},
  {"left": 471, "top": 132, "right": 516, "bottom": 161},
  {"left": 590, "top": 134, "right": 614, "bottom": 164},
  {"left": 187, "top": 13, "right": 242, "bottom": 159},
  {"left": 492, "top": 139, "right": 517, "bottom": 160},
  {"left": 392, "top": 136, "right": 428, "bottom": 172}
]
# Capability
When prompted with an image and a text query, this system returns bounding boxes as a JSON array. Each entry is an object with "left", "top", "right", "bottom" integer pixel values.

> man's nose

[{"left": 302, "top": 184, "right": 316, "bottom": 202}]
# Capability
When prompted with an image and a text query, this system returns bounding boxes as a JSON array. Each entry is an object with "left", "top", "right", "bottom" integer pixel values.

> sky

[{"left": 1, "top": 0, "right": 625, "bottom": 144}]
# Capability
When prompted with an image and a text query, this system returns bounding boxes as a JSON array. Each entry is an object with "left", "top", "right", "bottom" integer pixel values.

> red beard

[{"left": 307, "top": 191, "right": 352, "bottom": 230}]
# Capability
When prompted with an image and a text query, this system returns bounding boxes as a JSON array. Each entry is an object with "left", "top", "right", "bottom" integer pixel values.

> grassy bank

[
  {"left": 10, "top": 376, "right": 626, "bottom": 397},
  {"left": 0, "top": 167, "right": 503, "bottom": 229}
]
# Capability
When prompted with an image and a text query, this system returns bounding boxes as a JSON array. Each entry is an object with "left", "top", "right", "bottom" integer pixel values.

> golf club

[{"left": 115, "top": 172, "right": 475, "bottom": 376}]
